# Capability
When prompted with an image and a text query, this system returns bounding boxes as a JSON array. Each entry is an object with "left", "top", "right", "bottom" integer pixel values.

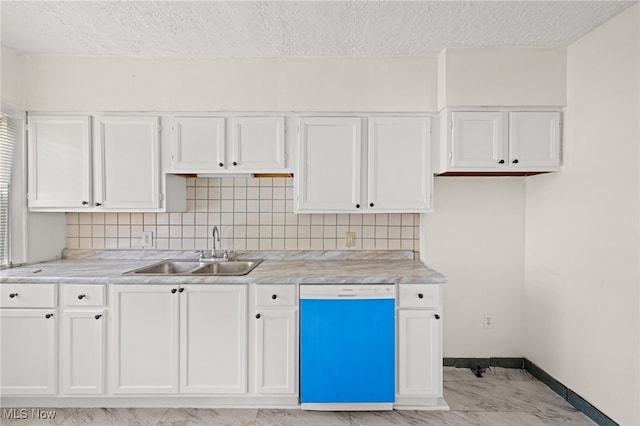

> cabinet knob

[
  {"left": 218, "top": 162, "right": 224, "bottom": 167},
  {"left": 233, "top": 161, "right": 238, "bottom": 166},
  {"left": 179, "top": 288, "right": 185, "bottom": 293},
  {"left": 77, "top": 294, "right": 86, "bottom": 300},
  {"left": 81, "top": 201, "right": 89, "bottom": 205},
  {"left": 512, "top": 159, "right": 519, "bottom": 164},
  {"left": 255, "top": 313, "right": 261, "bottom": 319},
  {"left": 45, "top": 313, "right": 53, "bottom": 319},
  {"left": 435, "top": 314, "right": 440, "bottom": 320},
  {"left": 95, "top": 314, "right": 102, "bottom": 320},
  {"left": 9, "top": 293, "right": 18, "bottom": 298},
  {"left": 498, "top": 159, "right": 505, "bottom": 164},
  {"left": 95, "top": 202, "right": 102, "bottom": 207},
  {"left": 369, "top": 203, "right": 374, "bottom": 207},
  {"left": 355, "top": 204, "right": 360, "bottom": 208},
  {"left": 272, "top": 294, "right": 277, "bottom": 300},
  {"left": 171, "top": 288, "right": 177, "bottom": 294},
  {"left": 418, "top": 293, "right": 424, "bottom": 299}
]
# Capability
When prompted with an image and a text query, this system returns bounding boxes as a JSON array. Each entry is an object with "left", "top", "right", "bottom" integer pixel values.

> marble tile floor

[{"left": 2, "top": 368, "right": 596, "bottom": 426}]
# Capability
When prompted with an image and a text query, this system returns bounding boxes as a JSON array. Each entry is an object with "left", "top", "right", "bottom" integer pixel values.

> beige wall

[
  {"left": 438, "top": 47, "right": 566, "bottom": 110},
  {"left": 423, "top": 177, "right": 525, "bottom": 357},
  {"left": 524, "top": 4, "right": 639, "bottom": 425},
  {"left": 1, "top": 47, "right": 24, "bottom": 108},
  {"left": 23, "top": 56, "right": 438, "bottom": 112}
]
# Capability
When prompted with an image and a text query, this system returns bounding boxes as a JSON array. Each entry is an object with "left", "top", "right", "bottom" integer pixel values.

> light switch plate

[
  {"left": 141, "top": 231, "right": 153, "bottom": 248},
  {"left": 346, "top": 232, "right": 356, "bottom": 247}
]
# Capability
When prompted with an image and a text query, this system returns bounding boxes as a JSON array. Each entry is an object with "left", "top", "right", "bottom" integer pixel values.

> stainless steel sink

[
  {"left": 190, "top": 260, "right": 262, "bottom": 275},
  {"left": 124, "top": 259, "right": 262, "bottom": 276},
  {"left": 129, "top": 260, "right": 208, "bottom": 275}
]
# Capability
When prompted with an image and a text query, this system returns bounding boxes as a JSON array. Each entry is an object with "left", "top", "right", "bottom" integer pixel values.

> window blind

[{"left": 0, "top": 115, "right": 16, "bottom": 268}]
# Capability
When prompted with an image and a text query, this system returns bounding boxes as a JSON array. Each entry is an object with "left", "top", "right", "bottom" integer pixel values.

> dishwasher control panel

[{"left": 300, "top": 284, "right": 395, "bottom": 299}]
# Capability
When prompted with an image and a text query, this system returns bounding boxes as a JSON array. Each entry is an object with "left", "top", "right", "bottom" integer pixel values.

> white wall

[
  {"left": 524, "top": 5, "right": 639, "bottom": 425},
  {"left": 1, "top": 47, "right": 24, "bottom": 107},
  {"left": 423, "top": 177, "right": 525, "bottom": 357},
  {"left": 23, "top": 57, "right": 437, "bottom": 112},
  {"left": 438, "top": 48, "right": 566, "bottom": 110}
]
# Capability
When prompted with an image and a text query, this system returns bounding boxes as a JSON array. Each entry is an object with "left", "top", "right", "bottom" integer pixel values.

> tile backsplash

[{"left": 66, "top": 177, "right": 419, "bottom": 251}]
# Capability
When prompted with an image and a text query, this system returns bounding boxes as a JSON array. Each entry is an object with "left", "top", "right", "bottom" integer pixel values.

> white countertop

[{"left": 0, "top": 250, "right": 446, "bottom": 285}]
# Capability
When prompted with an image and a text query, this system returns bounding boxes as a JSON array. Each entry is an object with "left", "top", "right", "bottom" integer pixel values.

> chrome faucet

[
  {"left": 211, "top": 226, "right": 220, "bottom": 259},
  {"left": 197, "top": 226, "right": 228, "bottom": 262}
]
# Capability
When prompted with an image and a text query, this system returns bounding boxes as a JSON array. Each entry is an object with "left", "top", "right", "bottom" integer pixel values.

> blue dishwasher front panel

[{"left": 300, "top": 298, "right": 395, "bottom": 403}]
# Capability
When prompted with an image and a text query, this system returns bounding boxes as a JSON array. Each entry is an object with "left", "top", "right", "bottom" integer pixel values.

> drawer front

[
  {"left": 256, "top": 285, "right": 297, "bottom": 307},
  {"left": 398, "top": 284, "right": 440, "bottom": 308},
  {"left": 62, "top": 285, "right": 106, "bottom": 307},
  {"left": 0, "top": 284, "right": 57, "bottom": 308}
]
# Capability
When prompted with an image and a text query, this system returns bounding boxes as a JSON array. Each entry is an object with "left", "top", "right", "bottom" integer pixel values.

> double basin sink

[{"left": 125, "top": 259, "right": 262, "bottom": 276}]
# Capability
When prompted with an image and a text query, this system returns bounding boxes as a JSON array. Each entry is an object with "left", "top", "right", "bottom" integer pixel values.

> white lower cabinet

[
  {"left": 60, "top": 284, "right": 107, "bottom": 395},
  {"left": 396, "top": 284, "right": 444, "bottom": 408},
  {"left": 0, "top": 310, "right": 58, "bottom": 395},
  {"left": 111, "top": 285, "right": 180, "bottom": 394},
  {"left": 180, "top": 285, "right": 247, "bottom": 394},
  {"left": 61, "top": 310, "right": 106, "bottom": 394},
  {"left": 252, "top": 285, "right": 298, "bottom": 396},
  {"left": 397, "top": 309, "right": 441, "bottom": 396},
  {"left": 0, "top": 284, "right": 58, "bottom": 395},
  {"left": 111, "top": 284, "right": 247, "bottom": 395}
]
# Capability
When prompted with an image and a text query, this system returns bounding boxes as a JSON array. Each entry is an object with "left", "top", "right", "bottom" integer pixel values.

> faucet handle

[{"left": 223, "top": 250, "right": 229, "bottom": 260}]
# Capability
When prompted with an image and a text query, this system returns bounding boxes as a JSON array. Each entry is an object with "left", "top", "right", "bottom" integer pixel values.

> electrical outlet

[
  {"left": 483, "top": 315, "right": 494, "bottom": 329},
  {"left": 346, "top": 232, "right": 356, "bottom": 247},
  {"left": 141, "top": 231, "right": 153, "bottom": 248}
]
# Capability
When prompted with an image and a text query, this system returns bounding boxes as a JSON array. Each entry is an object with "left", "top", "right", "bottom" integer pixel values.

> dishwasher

[{"left": 300, "top": 284, "right": 395, "bottom": 411}]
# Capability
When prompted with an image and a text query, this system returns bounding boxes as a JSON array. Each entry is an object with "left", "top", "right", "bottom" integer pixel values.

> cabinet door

[
  {"left": 231, "top": 117, "right": 286, "bottom": 171},
  {"left": 28, "top": 115, "right": 91, "bottom": 208},
  {"left": 111, "top": 285, "right": 179, "bottom": 394},
  {"left": 254, "top": 309, "right": 297, "bottom": 395},
  {"left": 94, "top": 116, "right": 160, "bottom": 209},
  {"left": 368, "top": 117, "right": 431, "bottom": 212},
  {"left": 0, "top": 309, "right": 57, "bottom": 394},
  {"left": 180, "top": 285, "right": 247, "bottom": 394},
  {"left": 296, "top": 117, "right": 362, "bottom": 212},
  {"left": 173, "top": 117, "right": 226, "bottom": 172},
  {"left": 509, "top": 112, "right": 561, "bottom": 170},
  {"left": 450, "top": 111, "right": 506, "bottom": 169},
  {"left": 397, "top": 309, "right": 441, "bottom": 397},
  {"left": 61, "top": 310, "right": 105, "bottom": 394}
]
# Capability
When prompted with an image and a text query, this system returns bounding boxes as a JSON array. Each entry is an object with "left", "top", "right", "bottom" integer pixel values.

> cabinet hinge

[
  {"left": 449, "top": 120, "right": 453, "bottom": 129},
  {"left": 158, "top": 124, "right": 163, "bottom": 133},
  {"left": 159, "top": 193, "right": 164, "bottom": 201}
]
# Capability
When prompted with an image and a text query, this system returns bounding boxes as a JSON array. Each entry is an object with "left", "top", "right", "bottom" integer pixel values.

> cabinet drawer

[
  {"left": 0, "top": 284, "right": 57, "bottom": 308},
  {"left": 256, "top": 285, "right": 297, "bottom": 307},
  {"left": 62, "top": 285, "right": 106, "bottom": 306},
  {"left": 398, "top": 285, "right": 440, "bottom": 308}
]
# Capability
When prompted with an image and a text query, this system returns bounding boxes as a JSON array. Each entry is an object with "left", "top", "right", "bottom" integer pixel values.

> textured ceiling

[{"left": 1, "top": 1, "right": 635, "bottom": 58}]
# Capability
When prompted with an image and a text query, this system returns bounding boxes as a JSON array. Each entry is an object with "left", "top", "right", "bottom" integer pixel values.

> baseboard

[
  {"left": 443, "top": 357, "right": 524, "bottom": 369},
  {"left": 443, "top": 357, "right": 618, "bottom": 426}
]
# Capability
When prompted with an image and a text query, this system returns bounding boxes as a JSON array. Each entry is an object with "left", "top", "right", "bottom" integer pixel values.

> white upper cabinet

[
  {"left": 231, "top": 117, "right": 286, "bottom": 171},
  {"left": 296, "top": 116, "right": 432, "bottom": 213},
  {"left": 368, "top": 117, "right": 431, "bottom": 212},
  {"left": 28, "top": 116, "right": 92, "bottom": 208},
  {"left": 172, "top": 117, "right": 226, "bottom": 172},
  {"left": 508, "top": 112, "right": 561, "bottom": 170},
  {"left": 94, "top": 116, "right": 160, "bottom": 209},
  {"left": 436, "top": 109, "right": 561, "bottom": 174},
  {"left": 450, "top": 111, "right": 505, "bottom": 169},
  {"left": 28, "top": 114, "right": 183, "bottom": 212},
  {"left": 170, "top": 115, "right": 287, "bottom": 173},
  {"left": 296, "top": 117, "right": 362, "bottom": 212}
]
